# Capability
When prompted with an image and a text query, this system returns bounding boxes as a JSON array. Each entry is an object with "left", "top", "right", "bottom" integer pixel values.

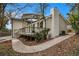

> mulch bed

[
  {"left": 18, "top": 34, "right": 67, "bottom": 46},
  {"left": 18, "top": 35, "right": 52, "bottom": 46}
]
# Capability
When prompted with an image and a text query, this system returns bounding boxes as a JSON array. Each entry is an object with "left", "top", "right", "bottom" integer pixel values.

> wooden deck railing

[{"left": 15, "top": 27, "right": 45, "bottom": 36}]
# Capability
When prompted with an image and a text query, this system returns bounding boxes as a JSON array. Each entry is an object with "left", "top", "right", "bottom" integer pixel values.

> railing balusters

[{"left": 15, "top": 27, "right": 44, "bottom": 36}]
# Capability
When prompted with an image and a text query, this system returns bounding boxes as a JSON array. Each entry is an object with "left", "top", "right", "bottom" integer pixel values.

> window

[
  {"left": 32, "top": 24, "right": 35, "bottom": 33},
  {"left": 37, "top": 22, "right": 39, "bottom": 27},
  {"left": 40, "top": 21, "right": 43, "bottom": 28},
  {"left": 33, "top": 24, "right": 35, "bottom": 28}
]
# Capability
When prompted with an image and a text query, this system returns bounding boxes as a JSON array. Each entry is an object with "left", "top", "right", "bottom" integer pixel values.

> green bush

[
  {"left": 41, "top": 28, "right": 50, "bottom": 39},
  {"left": 61, "top": 31, "right": 66, "bottom": 35},
  {"left": 33, "top": 32, "right": 43, "bottom": 42},
  {"left": 33, "top": 28, "right": 50, "bottom": 42}
]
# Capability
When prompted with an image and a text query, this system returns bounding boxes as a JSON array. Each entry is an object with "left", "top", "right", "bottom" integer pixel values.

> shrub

[
  {"left": 33, "top": 32, "right": 43, "bottom": 42},
  {"left": 33, "top": 28, "right": 50, "bottom": 42},
  {"left": 67, "top": 29, "right": 72, "bottom": 33},
  {"left": 61, "top": 31, "right": 66, "bottom": 35},
  {"left": 41, "top": 28, "right": 50, "bottom": 39}
]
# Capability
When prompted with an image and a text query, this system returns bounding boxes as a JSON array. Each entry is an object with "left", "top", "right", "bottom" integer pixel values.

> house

[{"left": 11, "top": 8, "right": 67, "bottom": 38}]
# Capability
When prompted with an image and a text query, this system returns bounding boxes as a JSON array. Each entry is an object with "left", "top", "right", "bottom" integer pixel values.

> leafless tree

[
  {"left": 0, "top": 3, "right": 31, "bottom": 30},
  {"left": 34, "top": 3, "right": 49, "bottom": 29}
]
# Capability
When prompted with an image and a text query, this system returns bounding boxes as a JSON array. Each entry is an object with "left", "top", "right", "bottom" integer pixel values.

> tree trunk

[{"left": 44, "top": 18, "right": 47, "bottom": 29}]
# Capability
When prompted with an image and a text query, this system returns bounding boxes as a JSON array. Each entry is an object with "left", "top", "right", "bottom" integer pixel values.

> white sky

[
  {"left": 5, "top": 10, "right": 23, "bottom": 29},
  {"left": 6, "top": 20, "right": 11, "bottom": 29}
]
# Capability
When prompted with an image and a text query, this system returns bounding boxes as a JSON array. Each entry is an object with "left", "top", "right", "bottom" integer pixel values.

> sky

[{"left": 6, "top": 3, "right": 71, "bottom": 29}]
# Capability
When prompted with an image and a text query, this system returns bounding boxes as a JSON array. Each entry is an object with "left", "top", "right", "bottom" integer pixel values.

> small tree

[
  {"left": 67, "top": 10, "right": 79, "bottom": 34},
  {"left": 0, "top": 3, "right": 31, "bottom": 30},
  {"left": 0, "top": 3, "right": 7, "bottom": 30},
  {"left": 34, "top": 3, "right": 49, "bottom": 29},
  {"left": 67, "top": 3, "right": 79, "bottom": 34}
]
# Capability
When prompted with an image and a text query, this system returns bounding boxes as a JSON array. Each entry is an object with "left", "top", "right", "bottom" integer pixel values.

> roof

[
  {"left": 11, "top": 17, "right": 38, "bottom": 23},
  {"left": 11, "top": 18, "right": 22, "bottom": 21},
  {"left": 23, "top": 13, "right": 41, "bottom": 16},
  {"left": 22, "top": 13, "right": 42, "bottom": 19}
]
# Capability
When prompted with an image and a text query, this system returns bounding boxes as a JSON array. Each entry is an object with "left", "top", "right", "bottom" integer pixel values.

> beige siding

[
  {"left": 13, "top": 20, "right": 28, "bottom": 30},
  {"left": 46, "top": 18, "right": 52, "bottom": 36},
  {"left": 13, "top": 20, "right": 22, "bottom": 30},
  {"left": 59, "top": 15, "right": 67, "bottom": 34},
  {"left": 12, "top": 20, "right": 28, "bottom": 37},
  {"left": 46, "top": 19, "right": 51, "bottom": 29},
  {"left": 49, "top": 8, "right": 67, "bottom": 38},
  {"left": 51, "top": 8, "right": 60, "bottom": 38}
]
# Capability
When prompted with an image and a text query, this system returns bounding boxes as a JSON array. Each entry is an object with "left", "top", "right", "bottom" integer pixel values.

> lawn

[{"left": 0, "top": 40, "right": 17, "bottom": 56}]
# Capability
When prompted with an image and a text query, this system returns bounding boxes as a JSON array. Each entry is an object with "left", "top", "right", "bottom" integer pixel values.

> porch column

[{"left": 11, "top": 19, "right": 14, "bottom": 38}]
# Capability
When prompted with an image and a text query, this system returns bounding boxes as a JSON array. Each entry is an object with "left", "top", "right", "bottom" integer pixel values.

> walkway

[
  {"left": 0, "top": 36, "right": 12, "bottom": 42},
  {"left": 12, "top": 33, "right": 75, "bottom": 53}
]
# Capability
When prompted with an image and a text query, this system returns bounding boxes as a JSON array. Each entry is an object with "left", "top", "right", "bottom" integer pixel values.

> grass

[
  {"left": 65, "top": 49, "right": 79, "bottom": 56},
  {"left": 0, "top": 40, "right": 18, "bottom": 56},
  {"left": 0, "top": 40, "right": 31, "bottom": 56},
  {"left": 65, "top": 43, "right": 79, "bottom": 56},
  {"left": 0, "top": 44, "right": 16, "bottom": 56}
]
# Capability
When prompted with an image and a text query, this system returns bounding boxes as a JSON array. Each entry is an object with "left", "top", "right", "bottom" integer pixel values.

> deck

[{"left": 14, "top": 27, "right": 44, "bottom": 38}]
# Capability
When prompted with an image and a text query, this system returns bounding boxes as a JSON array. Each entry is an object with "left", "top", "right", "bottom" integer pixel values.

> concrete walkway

[
  {"left": 0, "top": 36, "right": 12, "bottom": 42},
  {"left": 12, "top": 33, "right": 75, "bottom": 53}
]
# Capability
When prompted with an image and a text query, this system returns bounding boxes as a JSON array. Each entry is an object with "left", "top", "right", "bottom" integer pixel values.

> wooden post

[{"left": 11, "top": 19, "right": 14, "bottom": 38}]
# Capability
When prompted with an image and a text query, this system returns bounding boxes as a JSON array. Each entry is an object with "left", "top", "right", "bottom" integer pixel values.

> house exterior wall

[
  {"left": 12, "top": 8, "right": 67, "bottom": 38},
  {"left": 49, "top": 8, "right": 67, "bottom": 38},
  {"left": 13, "top": 20, "right": 28, "bottom": 30},
  {"left": 13, "top": 20, "right": 23, "bottom": 30},
  {"left": 50, "top": 8, "right": 60, "bottom": 38},
  {"left": 22, "top": 21, "right": 28, "bottom": 28},
  {"left": 67, "top": 25, "right": 75, "bottom": 33},
  {"left": 46, "top": 19, "right": 51, "bottom": 29},
  {"left": 46, "top": 18, "right": 52, "bottom": 36},
  {"left": 59, "top": 15, "right": 67, "bottom": 34},
  {"left": 12, "top": 20, "right": 28, "bottom": 37},
  {"left": 12, "top": 20, "right": 22, "bottom": 37}
]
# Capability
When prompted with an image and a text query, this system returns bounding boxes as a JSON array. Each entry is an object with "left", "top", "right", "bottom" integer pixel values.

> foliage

[
  {"left": 0, "top": 4, "right": 8, "bottom": 30},
  {"left": 67, "top": 10, "right": 79, "bottom": 34},
  {"left": 41, "top": 28, "right": 50, "bottom": 39},
  {"left": 0, "top": 17, "right": 8, "bottom": 30},
  {"left": 67, "top": 3, "right": 79, "bottom": 34},
  {"left": 0, "top": 3, "right": 31, "bottom": 30},
  {"left": 33, "top": 28, "right": 50, "bottom": 42}
]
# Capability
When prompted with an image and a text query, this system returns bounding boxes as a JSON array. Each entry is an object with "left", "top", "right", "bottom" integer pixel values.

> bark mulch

[{"left": 18, "top": 35, "right": 52, "bottom": 46}]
